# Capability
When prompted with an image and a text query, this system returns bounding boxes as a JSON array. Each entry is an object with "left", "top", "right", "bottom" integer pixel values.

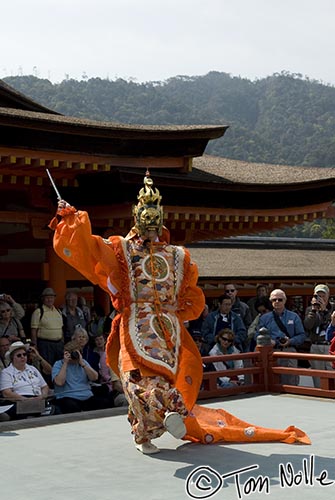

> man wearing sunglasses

[{"left": 255, "top": 289, "right": 306, "bottom": 385}]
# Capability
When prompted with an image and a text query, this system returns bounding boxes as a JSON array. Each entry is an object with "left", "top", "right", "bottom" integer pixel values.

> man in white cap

[
  {"left": 304, "top": 284, "right": 335, "bottom": 388},
  {"left": 30, "top": 288, "right": 64, "bottom": 369}
]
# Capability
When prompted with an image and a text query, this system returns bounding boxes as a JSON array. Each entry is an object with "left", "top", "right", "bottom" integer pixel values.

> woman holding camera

[
  {"left": 71, "top": 325, "right": 100, "bottom": 373},
  {"left": 52, "top": 340, "right": 108, "bottom": 414}
]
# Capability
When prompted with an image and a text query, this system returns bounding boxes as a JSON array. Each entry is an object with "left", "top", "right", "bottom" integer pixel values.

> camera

[
  {"left": 278, "top": 337, "right": 287, "bottom": 345},
  {"left": 70, "top": 350, "right": 80, "bottom": 360}
]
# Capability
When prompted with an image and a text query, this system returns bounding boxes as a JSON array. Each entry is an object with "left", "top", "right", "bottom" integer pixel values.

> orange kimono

[{"left": 50, "top": 208, "right": 310, "bottom": 446}]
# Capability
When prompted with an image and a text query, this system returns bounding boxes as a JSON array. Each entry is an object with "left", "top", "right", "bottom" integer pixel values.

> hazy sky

[{"left": 2, "top": 0, "right": 335, "bottom": 85}]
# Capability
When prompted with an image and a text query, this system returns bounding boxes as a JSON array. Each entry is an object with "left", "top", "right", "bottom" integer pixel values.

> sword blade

[{"left": 46, "top": 168, "right": 62, "bottom": 201}]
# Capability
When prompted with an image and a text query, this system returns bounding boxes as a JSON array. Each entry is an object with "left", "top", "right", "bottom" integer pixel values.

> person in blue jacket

[
  {"left": 201, "top": 294, "right": 247, "bottom": 353},
  {"left": 255, "top": 288, "right": 306, "bottom": 385}
]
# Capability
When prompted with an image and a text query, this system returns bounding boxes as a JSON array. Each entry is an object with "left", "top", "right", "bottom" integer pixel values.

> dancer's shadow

[
  {"left": 153, "top": 441, "right": 335, "bottom": 494},
  {"left": 0, "top": 431, "right": 19, "bottom": 437}
]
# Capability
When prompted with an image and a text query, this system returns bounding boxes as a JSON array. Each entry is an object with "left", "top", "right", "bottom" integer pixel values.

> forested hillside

[
  {"left": 3, "top": 71, "right": 335, "bottom": 238},
  {"left": 4, "top": 71, "right": 335, "bottom": 168}
]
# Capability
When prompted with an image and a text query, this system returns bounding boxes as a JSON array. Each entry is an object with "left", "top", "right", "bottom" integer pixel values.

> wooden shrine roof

[
  {"left": 0, "top": 105, "right": 227, "bottom": 137},
  {"left": 188, "top": 245, "right": 335, "bottom": 280},
  {"left": 1, "top": 154, "right": 335, "bottom": 244},
  {"left": 193, "top": 155, "right": 335, "bottom": 186},
  {"left": 186, "top": 238, "right": 335, "bottom": 299},
  {"left": 0, "top": 78, "right": 228, "bottom": 159},
  {"left": 0, "top": 106, "right": 227, "bottom": 158}
]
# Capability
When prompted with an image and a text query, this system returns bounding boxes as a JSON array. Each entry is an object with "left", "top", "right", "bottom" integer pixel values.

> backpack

[{"left": 39, "top": 306, "right": 62, "bottom": 321}]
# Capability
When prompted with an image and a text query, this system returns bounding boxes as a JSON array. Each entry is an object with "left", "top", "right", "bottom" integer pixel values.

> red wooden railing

[{"left": 198, "top": 345, "right": 335, "bottom": 400}]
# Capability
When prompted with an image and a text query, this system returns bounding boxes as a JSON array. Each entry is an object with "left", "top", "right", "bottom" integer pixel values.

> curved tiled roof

[
  {"left": 188, "top": 245, "right": 335, "bottom": 279},
  {"left": 0, "top": 105, "right": 227, "bottom": 139},
  {"left": 193, "top": 155, "right": 335, "bottom": 185}
]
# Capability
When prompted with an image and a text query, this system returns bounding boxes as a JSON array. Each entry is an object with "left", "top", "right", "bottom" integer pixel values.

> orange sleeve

[
  {"left": 177, "top": 250, "right": 205, "bottom": 322},
  {"left": 51, "top": 209, "right": 122, "bottom": 296}
]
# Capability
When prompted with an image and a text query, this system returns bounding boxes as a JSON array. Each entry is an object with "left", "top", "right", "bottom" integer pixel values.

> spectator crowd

[
  {"left": 1, "top": 282, "right": 335, "bottom": 421},
  {"left": 0, "top": 288, "right": 125, "bottom": 421},
  {"left": 188, "top": 282, "right": 335, "bottom": 389}
]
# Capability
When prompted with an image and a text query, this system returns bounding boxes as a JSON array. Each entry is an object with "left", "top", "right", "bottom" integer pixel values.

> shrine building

[{"left": 1, "top": 78, "right": 335, "bottom": 310}]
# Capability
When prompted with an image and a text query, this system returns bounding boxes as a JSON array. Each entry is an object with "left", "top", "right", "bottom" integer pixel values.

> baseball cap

[{"left": 314, "top": 284, "right": 329, "bottom": 295}]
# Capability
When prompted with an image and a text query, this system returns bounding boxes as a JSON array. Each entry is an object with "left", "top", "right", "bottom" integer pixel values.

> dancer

[{"left": 49, "top": 172, "right": 310, "bottom": 453}]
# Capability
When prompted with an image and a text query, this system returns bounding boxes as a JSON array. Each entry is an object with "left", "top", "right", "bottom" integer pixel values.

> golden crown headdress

[
  {"left": 137, "top": 171, "right": 162, "bottom": 206},
  {"left": 133, "top": 170, "right": 163, "bottom": 235}
]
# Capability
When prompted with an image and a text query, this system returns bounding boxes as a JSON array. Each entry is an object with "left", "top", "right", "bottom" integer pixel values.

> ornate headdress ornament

[{"left": 133, "top": 170, "right": 164, "bottom": 235}]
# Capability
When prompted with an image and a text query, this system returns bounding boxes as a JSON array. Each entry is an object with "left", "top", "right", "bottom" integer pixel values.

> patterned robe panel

[{"left": 123, "top": 239, "right": 184, "bottom": 377}]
